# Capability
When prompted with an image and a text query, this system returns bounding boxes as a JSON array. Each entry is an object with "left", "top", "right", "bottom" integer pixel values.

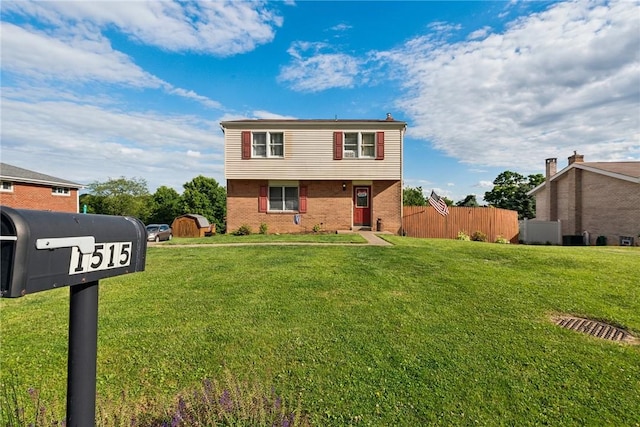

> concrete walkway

[{"left": 357, "top": 231, "right": 393, "bottom": 246}]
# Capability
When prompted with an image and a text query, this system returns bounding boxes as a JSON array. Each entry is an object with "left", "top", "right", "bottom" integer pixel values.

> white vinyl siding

[{"left": 224, "top": 123, "right": 403, "bottom": 180}]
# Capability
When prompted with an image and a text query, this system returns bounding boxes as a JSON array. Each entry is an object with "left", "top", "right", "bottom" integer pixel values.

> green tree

[
  {"left": 79, "top": 193, "right": 98, "bottom": 214},
  {"left": 181, "top": 175, "right": 227, "bottom": 233},
  {"left": 148, "top": 186, "right": 182, "bottom": 224},
  {"left": 456, "top": 194, "right": 480, "bottom": 207},
  {"left": 484, "top": 171, "right": 544, "bottom": 219},
  {"left": 403, "top": 186, "right": 427, "bottom": 206},
  {"left": 85, "top": 177, "right": 152, "bottom": 221}
]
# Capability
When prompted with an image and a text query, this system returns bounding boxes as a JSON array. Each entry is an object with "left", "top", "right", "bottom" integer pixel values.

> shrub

[
  {"left": 133, "top": 374, "right": 309, "bottom": 427},
  {"left": 456, "top": 231, "right": 470, "bottom": 241},
  {"left": 471, "top": 231, "right": 488, "bottom": 242},
  {"left": 495, "top": 235, "right": 510, "bottom": 244},
  {"left": 3, "top": 374, "right": 310, "bottom": 427},
  {"left": 259, "top": 223, "right": 268, "bottom": 235},
  {"left": 312, "top": 224, "right": 322, "bottom": 233},
  {"left": 233, "top": 224, "right": 253, "bottom": 236}
]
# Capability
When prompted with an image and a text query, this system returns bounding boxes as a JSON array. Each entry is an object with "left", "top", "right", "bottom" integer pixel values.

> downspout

[{"left": 400, "top": 124, "right": 406, "bottom": 236}]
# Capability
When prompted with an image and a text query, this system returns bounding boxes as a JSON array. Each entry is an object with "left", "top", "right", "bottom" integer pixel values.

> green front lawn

[
  {"left": 1, "top": 238, "right": 638, "bottom": 425},
  {"left": 160, "top": 232, "right": 367, "bottom": 245}
]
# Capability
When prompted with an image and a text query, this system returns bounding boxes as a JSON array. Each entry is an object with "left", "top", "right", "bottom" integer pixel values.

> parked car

[{"left": 146, "top": 224, "right": 172, "bottom": 242}]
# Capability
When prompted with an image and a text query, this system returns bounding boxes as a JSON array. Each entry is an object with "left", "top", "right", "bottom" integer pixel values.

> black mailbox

[{"left": 1, "top": 206, "right": 147, "bottom": 298}]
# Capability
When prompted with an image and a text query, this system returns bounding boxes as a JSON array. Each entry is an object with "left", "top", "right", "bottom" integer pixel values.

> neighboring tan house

[
  {"left": 528, "top": 152, "right": 640, "bottom": 245},
  {"left": 0, "top": 163, "right": 83, "bottom": 213},
  {"left": 221, "top": 115, "right": 406, "bottom": 234}
]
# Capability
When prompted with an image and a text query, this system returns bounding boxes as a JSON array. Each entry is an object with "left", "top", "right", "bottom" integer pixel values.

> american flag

[{"left": 428, "top": 190, "right": 449, "bottom": 216}]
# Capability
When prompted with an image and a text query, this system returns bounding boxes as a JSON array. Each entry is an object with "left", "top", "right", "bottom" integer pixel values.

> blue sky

[{"left": 1, "top": 0, "right": 638, "bottom": 203}]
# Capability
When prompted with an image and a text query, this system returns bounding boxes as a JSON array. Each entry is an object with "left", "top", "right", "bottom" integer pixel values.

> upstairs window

[
  {"left": 343, "top": 132, "right": 375, "bottom": 158},
  {"left": 335, "top": 131, "right": 384, "bottom": 160},
  {"left": 0, "top": 181, "right": 13, "bottom": 192},
  {"left": 242, "top": 131, "right": 284, "bottom": 159},
  {"left": 52, "top": 187, "right": 70, "bottom": 196}
]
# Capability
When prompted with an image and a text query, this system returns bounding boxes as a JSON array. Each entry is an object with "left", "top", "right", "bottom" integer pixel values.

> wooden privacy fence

[{"left": 402, "top": 206, "right": 519, "bottom": 243}]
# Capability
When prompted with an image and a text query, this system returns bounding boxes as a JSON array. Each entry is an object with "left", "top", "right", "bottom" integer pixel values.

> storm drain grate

[{"left": 553, "top": 316, "right": 636, "bottom": 343}]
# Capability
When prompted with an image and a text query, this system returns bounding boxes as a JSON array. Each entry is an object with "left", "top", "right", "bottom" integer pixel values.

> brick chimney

[
  {"left": 545, "top": 158, "right": 557, "bottom": 179},
  {"left": 545, "top": 157, "right": 558, "bottom": 221},
  {"left": 568, "top": 151, "right": 584, "bottom": 165}
]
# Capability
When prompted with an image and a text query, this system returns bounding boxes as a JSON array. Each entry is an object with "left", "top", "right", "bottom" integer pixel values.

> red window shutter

[
  {"left": 258, "top": 185, "right": 268, "bottom": 212},
  {"left": 242, "top": 131, "right": 251, "bottom": 160},
  {"left": 375, "top": 131, "right": 384, "bottom": 160},
  {"left": 333, "top": 132, "right": 343, "bottom": 160},
  {"left": 299, "top": 185, "right": 308, "bottom": 213}
]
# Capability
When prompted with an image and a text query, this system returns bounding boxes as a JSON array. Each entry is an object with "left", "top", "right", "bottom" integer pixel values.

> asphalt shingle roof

[{"left": 0, "top": 163, "right": 83, "bottom": 188}]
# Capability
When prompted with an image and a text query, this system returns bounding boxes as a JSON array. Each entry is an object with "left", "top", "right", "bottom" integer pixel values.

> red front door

[{"left": 353, "top": 186, "right": 371, "bottom": 226}]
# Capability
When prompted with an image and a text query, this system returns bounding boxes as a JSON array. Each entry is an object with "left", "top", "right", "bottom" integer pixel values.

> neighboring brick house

[
  {"left": 528, "top": 152, "right": 640, "bottom": 245},
  {"left": 0, "top": 163, "right": 83, "bottom": 213},
  {"left": 221, "top": 115, "right": 406, "bottom": 234}
]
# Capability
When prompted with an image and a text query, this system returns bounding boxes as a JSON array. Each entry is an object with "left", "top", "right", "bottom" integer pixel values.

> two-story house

[
  {"left": 221, "top": 116, "right": 406, "bottom": 234},
  {"left": 0, "top": 163, "right": 83, "bottom": 213}
]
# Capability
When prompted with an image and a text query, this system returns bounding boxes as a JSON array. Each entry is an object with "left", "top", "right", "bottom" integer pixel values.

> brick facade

[
  {"left": 227, "top": 179, "right": 402, "bottom": 234},
  {"left": 580, "top": 172, "right": 639, "bottom": 245},
  {"left": 533, "top": 157, "right": 640, "bottom": 245},
  {"left": 1, "top": 182, "right": 79, "bottom": 213}
]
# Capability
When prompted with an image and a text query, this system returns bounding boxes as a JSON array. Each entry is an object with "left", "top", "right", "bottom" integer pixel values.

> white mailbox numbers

[{"left": 69, "top": 242, "right": 133, "bottom": 275}]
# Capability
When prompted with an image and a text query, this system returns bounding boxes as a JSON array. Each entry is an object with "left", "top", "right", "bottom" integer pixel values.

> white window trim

[
  {"left": 343, "top": 131, "right": 375, "bottom": 159},
  {"left": 52, "top": 186, "right": 71, "bottom": 196},
  {"left": 0, "top": 181, "right": 14, "bottom": 192},
  {"left": 268, "top": 180, "right": 299, "bottom": 212},
  {"left": 252, "top": 131, "right": 284, "bottom": 158}
]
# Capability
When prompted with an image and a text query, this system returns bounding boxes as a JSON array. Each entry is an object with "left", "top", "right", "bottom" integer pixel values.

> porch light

[{"left": 342, "top": 182, "right": 347, "bottom": 191}]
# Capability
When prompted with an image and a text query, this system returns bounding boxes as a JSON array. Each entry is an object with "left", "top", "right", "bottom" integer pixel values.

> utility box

[{"left": 1, "top": 206, "right": 147, "bottom": 298}]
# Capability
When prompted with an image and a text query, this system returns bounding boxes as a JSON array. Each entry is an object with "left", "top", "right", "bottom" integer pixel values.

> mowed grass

[
  {"left": 1, "top": 237, "right": 639, "bottom": 425},
  {"left": 160, "top": 232, "right": 367, "bottom": 245}
]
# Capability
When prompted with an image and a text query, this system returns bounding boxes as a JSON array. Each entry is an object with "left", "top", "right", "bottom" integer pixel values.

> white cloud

[
  {"left": 428, "top": 21, "right": 462, "bottom": 35},
  {"left": 0, "top": 21, "right": 222, "bottom": 109},
  {"left": 0, "top": 97, "right": 224, "bottom": 191},
  {"left": 403, "top": 179, "right": 432, "bottom": 188},
  {"left": 3, "top": 0, "right": 283, "bottom": 56},
  {"left": 1, "top": 22, "right": 162, "bottom": 87},
  {"left": 217, "top": 111, "right": 298, "bottom": 121},
  {"left": 476, "top": 180, "right": 495, "bottom": 188},
  {"left": 278, "top": 41, "right": 362, "bottom": 92},
  {"left": 385, "top": 0, "right": 640, "bottom": 168},
  {"left": 252, "top": 110, "right": 298, "bottom": 120},
  {"left": 329, "top": 23, "right": 352, "bottom": 32},
  {"left": 468, "top": 26, "right": 492, "bottom": 40}
]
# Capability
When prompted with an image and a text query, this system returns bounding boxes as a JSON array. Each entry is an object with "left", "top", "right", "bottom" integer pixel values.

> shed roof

[
  {"left": 176, "top": 214, "right": 210, "bottom": 228},
  {"left": 0, "top": 163, "right": 83, "bottom": 188}
]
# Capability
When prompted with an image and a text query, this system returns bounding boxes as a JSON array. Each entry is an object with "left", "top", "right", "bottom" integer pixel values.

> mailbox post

[{"left": 1, "top": 206, "right": 147, "bottom": 427}]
